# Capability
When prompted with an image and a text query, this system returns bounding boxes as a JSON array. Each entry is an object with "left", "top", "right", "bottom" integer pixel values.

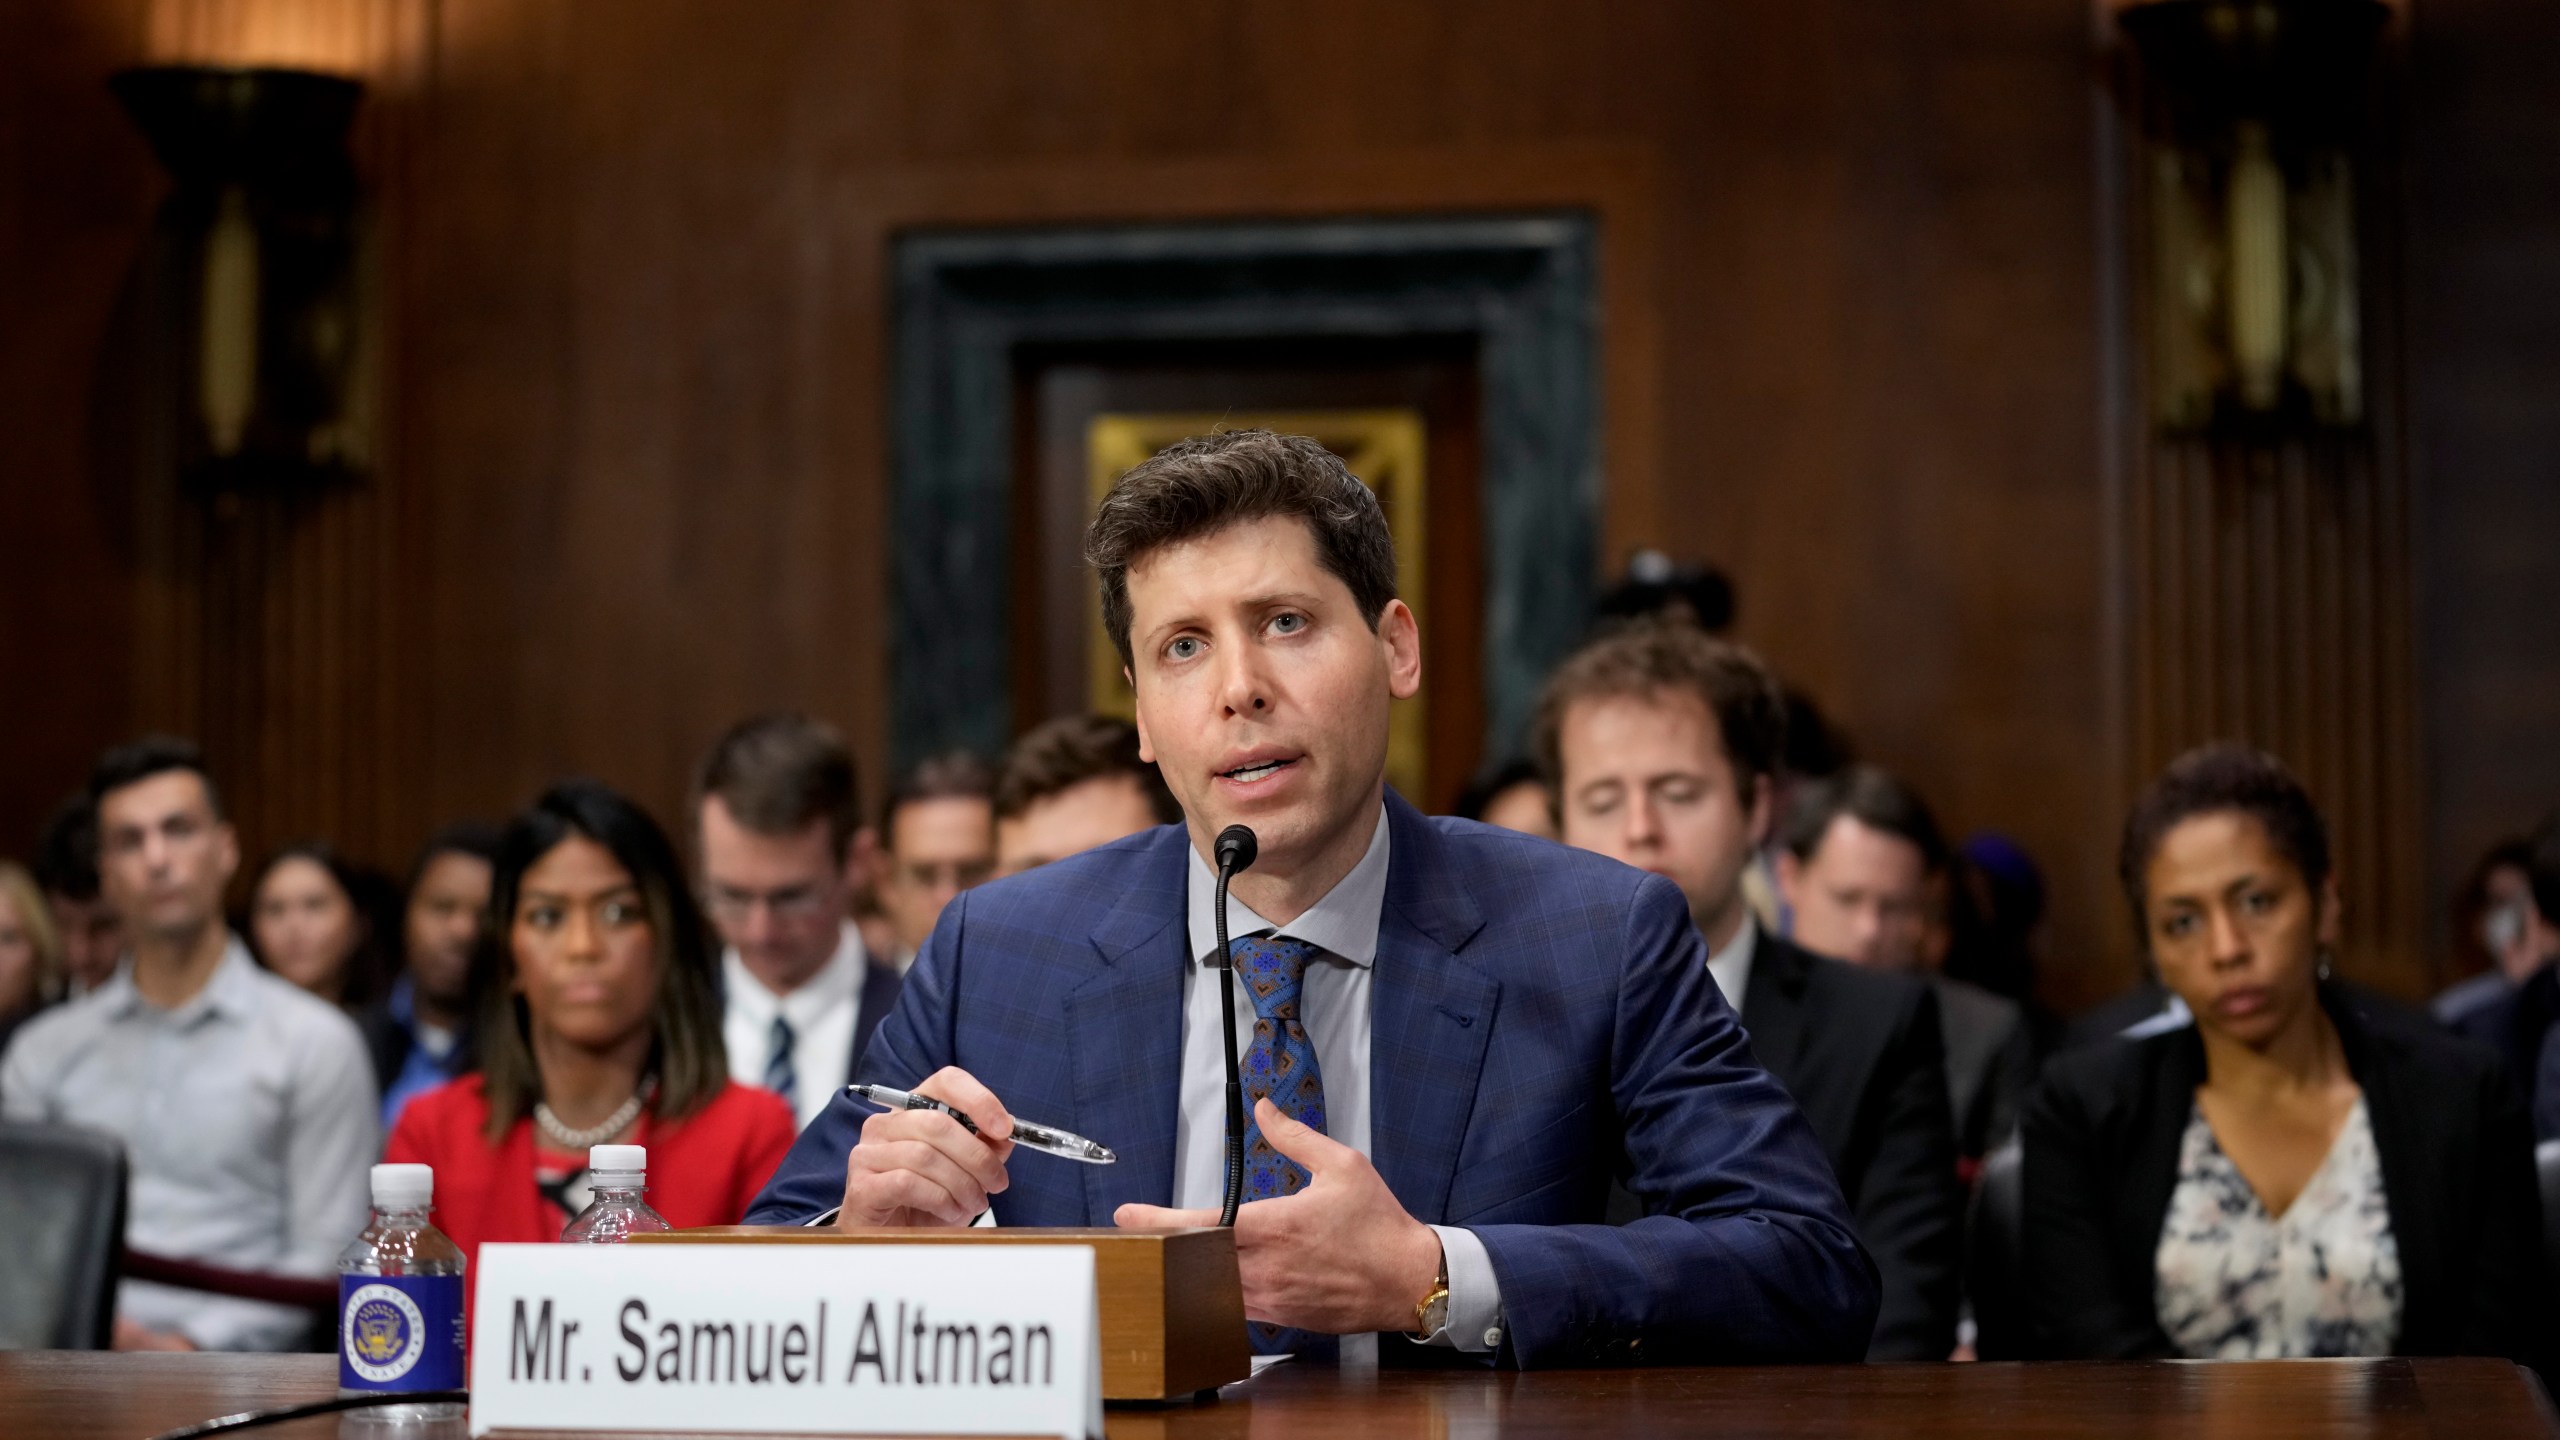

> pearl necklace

[{"left": 535, "top": 1077, "right": 657, "bottom": 1152}]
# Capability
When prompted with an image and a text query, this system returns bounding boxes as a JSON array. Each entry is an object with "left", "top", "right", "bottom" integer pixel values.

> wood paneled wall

[{"left": 2, "top": 0, "right": 2550, "bottom": 1009}]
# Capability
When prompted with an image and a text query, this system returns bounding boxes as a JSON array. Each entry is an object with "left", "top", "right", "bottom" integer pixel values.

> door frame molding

[{"left": 891, "top": 212, "right": 1600, "bottom": 773}]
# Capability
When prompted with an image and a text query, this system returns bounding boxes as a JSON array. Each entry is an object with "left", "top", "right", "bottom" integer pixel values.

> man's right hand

[{"left": 835, "top": 1066, "right": 1015, "bottom": 1228}]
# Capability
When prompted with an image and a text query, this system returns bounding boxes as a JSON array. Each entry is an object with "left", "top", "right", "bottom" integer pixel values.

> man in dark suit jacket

[
  {"left": 1539, "top": 619, "right": 1963, "bottom": 1360},
  {"left": 750, "top": 430, "right": 1876, "bottom": 1366},
  {"left": 695, "top": 714, "right": 903, "bottom": 1132}
]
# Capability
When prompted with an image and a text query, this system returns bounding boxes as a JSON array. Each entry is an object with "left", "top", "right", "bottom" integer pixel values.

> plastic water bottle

[
  {"left": 559, "top": 1144, "right": 674, "bottom": 1242},
  {"left": 336, "top": 1163, "right": 466, "bottom": 1433}
]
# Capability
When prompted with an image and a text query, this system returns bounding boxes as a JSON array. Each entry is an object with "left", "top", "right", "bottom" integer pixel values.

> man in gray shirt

[{"left": 1, "top": 737, "right": 377, "bottom": 1351}]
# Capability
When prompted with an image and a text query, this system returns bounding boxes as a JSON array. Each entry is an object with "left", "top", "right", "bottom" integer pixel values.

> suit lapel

[
  {"left": 1369, "top": 794, "right": 1499, "bottom": 1224},
  {"left": 1739, "top": 932, "right": 1811, "bottom": 1077},
  {"left": 1063, "top": 829, "right": 1191, "bottom": 1221},
  {"left": 847, "top": 963, "right": 903, "bottom": 1085}
]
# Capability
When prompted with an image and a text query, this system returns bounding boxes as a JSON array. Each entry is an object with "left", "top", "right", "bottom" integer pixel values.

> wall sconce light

[
  {"left": 2115, "top": 0, "right": 2391, "bottom": 437},
  {"left": 111, "top": 64, "right": 370, "bottom": 491}
]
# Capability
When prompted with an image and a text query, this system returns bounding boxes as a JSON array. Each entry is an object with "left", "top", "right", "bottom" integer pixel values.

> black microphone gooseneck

[{"left": 1212, "top": 823, "right": 1258, "bottom": 1226}]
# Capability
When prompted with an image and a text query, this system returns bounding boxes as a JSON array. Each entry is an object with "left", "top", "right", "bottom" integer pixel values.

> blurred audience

[
  {"left": 1934, "top": 834, "right": 2064, "bottom": 1060},
  {"left": 246, "top": 842, "right": 395, "bottom": 1010},
  {"left": 2438, "top": 834, "right": 2560, "bottom": 1102},
  {"left": 992, "top": 715, "right": 1179, "bottom": 876},
  {"left": 1, "top": 737, "right": 376, "bottom": 1351},
  {"left": 35, "top": 792, "right": 122, "bottom": 997},
  {"left": 2434, "top": 838, "right": 2558, "bottom": 1039},
  {"left": 0, "top": 859, "right": 65, "bottom": 1057},
  {"left": 2522, "top": 817, "right": 2560, "bottom": 1140},
  {"left": 2024, "top": 745, "right": 2544, "bottom": 1368},
  {"left": 361, "top": 822, "right": 499, "bottom": 1133},
  {"left": 1540, "top": 620, "right": 1961, "bottom": 1361},
  {"left": 692, "top": 714, "right": 902, "bottom": 1132},
  {"left": 387, "top": 780, "right": 796, "bottom": 1298},
  {"left": 872, "top": 750, "right": 995, "bottom": 971},
  {"left": 1450, "top": 757, "right": 1556, "bottom": 840},
  {"left": 1594, "top": 549, "right": 1738, "bottom": 633},
  {"left": 1778, "top": 765, "right": 2030, "bottom": 1158}
]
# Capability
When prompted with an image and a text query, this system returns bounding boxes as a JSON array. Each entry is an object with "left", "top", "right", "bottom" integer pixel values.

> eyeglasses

[
  {"left": 892, "top": 859, "right": 996, "bottom": 891},
  {"left": 703, "top": 884, "right": 838, "bottom": 926}
]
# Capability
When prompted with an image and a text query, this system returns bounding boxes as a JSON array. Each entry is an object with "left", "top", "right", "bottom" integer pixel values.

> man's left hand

[{"left": 1114, "top": 1098, "right": 1443, "bottom": 1335}]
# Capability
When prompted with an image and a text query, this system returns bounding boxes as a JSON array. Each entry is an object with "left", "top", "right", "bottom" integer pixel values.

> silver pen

[{"left": 845, "top": 1082, "right": 1117, "bottom": 1165}]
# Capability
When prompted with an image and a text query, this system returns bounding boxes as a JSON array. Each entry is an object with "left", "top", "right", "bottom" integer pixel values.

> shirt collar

[
  {"left": 1185, "top": 804, "right": 1392, "bottom": 968},
  {"left": 722, "top": 921, "right": 865, "bottom": 1028},
  {"left": 1706, "top": 917, "right": 1759, "bottom": 1019},
  {"left": 105, "top": 934, "right": 263, "bottom": 1025}
]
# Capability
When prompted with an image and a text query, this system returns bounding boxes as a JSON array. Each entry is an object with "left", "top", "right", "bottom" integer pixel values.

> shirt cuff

[
  {"left": 802, "top": 1207, "right": 994, "bottom": 1228},
  {"left": 1414, "top": 1224, "right": 1504, "bottom": 1353}
]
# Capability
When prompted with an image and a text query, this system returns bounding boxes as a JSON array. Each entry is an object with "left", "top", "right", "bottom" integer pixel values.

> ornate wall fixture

[
  {"left": 2107, "top": 0, "right": 2424, "bottom": 990},
  {"left": 101, "top": 16, "right": 416, "bottom": 872},
  {"left": 2117, "top": 0, "right": 2390, "bottom": 438},
  {"left": 111, "top": 65, "right": 373, "bottom": 491}
]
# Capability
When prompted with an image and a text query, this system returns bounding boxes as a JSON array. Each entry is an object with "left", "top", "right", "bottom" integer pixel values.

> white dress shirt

[
  {"left": 723, "top": 921, "right": 870, "bottom": 1131},
  {"left": 0, "top": 935, "right": 379, "bottom": 1350},
  {"left": 1706, "top": 919, "right": 1759, "bottom": 1022},
  {"left": 1175, "top": 805, "right": 1504, "bottom": 1360}
]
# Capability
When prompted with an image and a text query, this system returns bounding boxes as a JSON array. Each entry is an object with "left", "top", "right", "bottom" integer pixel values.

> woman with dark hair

[
  {"left": 387, "top": 781, "right": 796, "bottom": 1282},
  {"left": 2024, "top": 745, "right": 2544, "bottom": 1368},
  {"left": 247, "top": 842, "right": 397, "bottom": 1010}
]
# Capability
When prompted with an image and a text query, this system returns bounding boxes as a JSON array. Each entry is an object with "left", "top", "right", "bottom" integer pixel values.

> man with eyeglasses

[
  {"left": 694, "top": 714, "right": 905, "bottom": 1132},
  {"left": 873, "top": 751, "right": 998, "bottom": 975}
]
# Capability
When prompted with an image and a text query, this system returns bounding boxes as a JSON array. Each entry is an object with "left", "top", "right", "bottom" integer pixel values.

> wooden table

[{"left": 3, "top": 1351, "right": 2550, "bottom": 1439}]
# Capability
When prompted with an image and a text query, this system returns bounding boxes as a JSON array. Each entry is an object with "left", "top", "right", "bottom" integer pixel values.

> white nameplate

[{"left": 468, "top": 1243, "right": 1100, "bottom": 1439}]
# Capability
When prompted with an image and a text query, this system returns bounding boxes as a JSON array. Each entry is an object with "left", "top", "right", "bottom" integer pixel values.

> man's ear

[
  {"left": 1744, "top": 774, "right": 1774, "bottom": 850},
  {"left": 1379, "top": 599, "right": 1422, "bottom": 701},
  {"left": 843, "top": 826, "right": 880, "bottom": 894},
  {"left": 1130, "top": 670, "right": 1158, "bottom": 764},
  {"left": 213, "top": 821, "right": 241, "bottom": 888}
]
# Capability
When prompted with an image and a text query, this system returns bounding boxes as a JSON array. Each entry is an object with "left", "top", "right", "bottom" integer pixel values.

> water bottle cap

[
  {"left": 371, "top": 1162, "right": 433, "bottom": 1208},
  {"left": 589, "top": 1143, "right": 646, "bottom": 1174}
]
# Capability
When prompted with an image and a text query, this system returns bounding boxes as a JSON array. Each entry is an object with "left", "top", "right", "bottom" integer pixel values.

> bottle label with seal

[{"left": 339, "top": 1274, "right": 465, "bottom": 1391}]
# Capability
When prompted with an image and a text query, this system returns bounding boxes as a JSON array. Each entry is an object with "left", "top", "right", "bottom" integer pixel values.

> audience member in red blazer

[
  {"left": 388, "top": 1073, "right": 794, "bottom": 1265},
  {"left": 383, "top": 779, "right": 796, "bottom": 1311}
]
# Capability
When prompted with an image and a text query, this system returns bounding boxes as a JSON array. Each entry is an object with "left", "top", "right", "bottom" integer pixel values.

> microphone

[{"left": 1212, "top": 824, "right": 1257, "bottom": 1226}]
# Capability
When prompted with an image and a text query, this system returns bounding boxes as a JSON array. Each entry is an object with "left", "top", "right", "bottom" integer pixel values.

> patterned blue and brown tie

[{"left": 1231, "top": 934, "right": 1335, "bottom": 1357}]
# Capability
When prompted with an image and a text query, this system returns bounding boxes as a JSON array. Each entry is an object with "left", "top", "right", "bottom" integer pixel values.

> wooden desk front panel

[{"left": 2, "top": 1352, "right": 2551, "bottom": 1439}]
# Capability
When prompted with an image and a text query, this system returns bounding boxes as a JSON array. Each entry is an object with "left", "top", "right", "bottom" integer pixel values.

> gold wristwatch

[{"left": 1410, "top": 1243, "right": 1452, "bottom": 1338}]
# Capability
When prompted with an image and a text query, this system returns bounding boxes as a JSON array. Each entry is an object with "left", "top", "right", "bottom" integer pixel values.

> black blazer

[
  {"left": 2023, "top": 984, "right": 2546, "bottom": 1368},
  {"left": 356, "top": 998, "right": 473, "bottom": 1096},
  {"left": 1743, "top": 932, "right": 1965, "bottom": 1361}
]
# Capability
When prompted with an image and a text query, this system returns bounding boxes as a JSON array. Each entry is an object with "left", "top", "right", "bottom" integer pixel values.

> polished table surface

[{"left": 2, "top": 1351, "right": 2550, "bottom": 1439}]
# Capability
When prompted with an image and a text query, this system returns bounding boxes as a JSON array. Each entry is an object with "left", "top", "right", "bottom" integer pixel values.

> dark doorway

[
  {"left": 891, "top": 215, "right": 1597, "bottom": 791},
  {"left": 1014, "top": 336, "right": 1483, "bottom": 809}
]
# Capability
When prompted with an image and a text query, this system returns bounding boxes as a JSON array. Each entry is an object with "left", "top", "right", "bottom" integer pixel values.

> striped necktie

[{"left": 764, "top": 1015, "right": 797, "bottom": 1110}]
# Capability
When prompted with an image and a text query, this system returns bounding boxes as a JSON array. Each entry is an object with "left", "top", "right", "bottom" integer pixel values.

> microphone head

[{"left": 1214, "top": 824, "right": 1258, "bottom": 875}]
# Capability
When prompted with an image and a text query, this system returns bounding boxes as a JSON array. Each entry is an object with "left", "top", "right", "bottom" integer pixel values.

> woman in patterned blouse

[{"left": 2022, "top": 745, "right": 2546, "bottom": 1371}]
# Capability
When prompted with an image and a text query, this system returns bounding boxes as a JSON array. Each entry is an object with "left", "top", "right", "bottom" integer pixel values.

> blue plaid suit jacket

[{"left": 747, "top": 791, "right": 1878, "bottom": 1366}]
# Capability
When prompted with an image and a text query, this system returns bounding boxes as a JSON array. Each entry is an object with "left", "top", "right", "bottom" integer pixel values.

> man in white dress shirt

[{"left": 694, "top": 714, "right": 903, "bottom": 1132}]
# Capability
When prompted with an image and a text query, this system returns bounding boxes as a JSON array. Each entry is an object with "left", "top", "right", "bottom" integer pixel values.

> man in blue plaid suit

[{"left": 748, "top": 430, "right": 1877, "bottom": 1367}]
